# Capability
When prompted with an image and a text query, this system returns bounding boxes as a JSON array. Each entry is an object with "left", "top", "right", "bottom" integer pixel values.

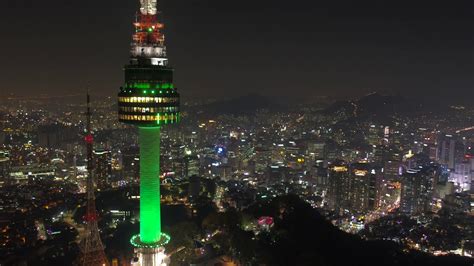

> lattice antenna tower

[{"left": 79, "top": 91, "right": 109, "bottom": 266}]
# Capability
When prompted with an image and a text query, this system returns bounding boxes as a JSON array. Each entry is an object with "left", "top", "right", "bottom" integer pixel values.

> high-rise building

[
  {"left": 0, "top": 151, "right": 11, "bottom": 187},
  {"left": 37, "top": 124, "right": 76, "bottom": 149},
  {"left": 118, "top": 0, "right": 180, "bottom": 264},
  {"left": 307, "top": 142, "right": 326, "bottom": 161},
  {"left": 254, "top": 148, "right": 271, "bottom": 173},
  {"left": 311, "top": 159, "right": 328, "bottom": 187},
  {"left": 184, "top": 155, "right": 200, "bottom": 178},
  {"left": 384, "top": 160, "right": 401, "bottom": 181},
  {"left": 0, "top": 131, "right": 5, "bottom": 145},
  {"left": 121, "top": 146, "right": 140, "bottom": 182},
  {"left": 94, "top": 149, "right": 112, "bottom": 190},
  {"left": 188, "top": 175, "right": 201, "bottom": 202},
  {"left": 327, "top": 161, "right": 380, "bottom": 213},
  {"left": 400, "top": 166, "right": 437, "bottom": 215},
  {"left": 367, "top": 124, "right": 382, "bottom": 146},
  {"left": 327, "top": 161, "right": 351, "bottom": 212},
  {"left": 451, "top": 157, "right": 473, "bottom": 192},
  {"left": 350, "top": 163, "right": 378, "bottom": 213},
  {"left": 400, "top": 170, "right": 424, "bottom": 215},
  {"left": 439, "top": 135, "right": 456, "bottom": 170}
]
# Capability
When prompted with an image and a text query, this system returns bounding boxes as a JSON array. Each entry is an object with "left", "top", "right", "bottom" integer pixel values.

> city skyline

[{"left": 0, "top": 0, "right": 472, "bottom": 103}]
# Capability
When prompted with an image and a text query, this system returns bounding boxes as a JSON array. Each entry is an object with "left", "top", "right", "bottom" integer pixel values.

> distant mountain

[
  {"left": 357, "top": 92, "right": 420, "bottom": 115},
  {"left": 321, "top": 92, "right": 425, "bottom": 122},
  {"left": 188, "top": 93, "right": 281, "bottom": 115}
]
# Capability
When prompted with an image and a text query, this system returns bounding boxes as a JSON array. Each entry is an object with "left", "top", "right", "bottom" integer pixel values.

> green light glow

[
  {"left": 135, "top": 83, "right": 151, "bottom": 89},
  {"left": 130, "top": 233, "right": 170, "bottom": 249},
  {"left": 139, "top": 127, "right": 162, "bottom": 244},
  {"left": 156, "top": 83, "right": 173, "bottom": 89},
  {"left": 128, "top": 83, "right": 176, "bottom": 91}
]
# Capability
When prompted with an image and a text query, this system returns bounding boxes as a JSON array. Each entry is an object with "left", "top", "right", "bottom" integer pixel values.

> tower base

[
  {"left": 131, "top": 247, "right": 169, "bottom": 266},
  {"left": 130, "top": 234, "right": 171, "bottom": 266}
]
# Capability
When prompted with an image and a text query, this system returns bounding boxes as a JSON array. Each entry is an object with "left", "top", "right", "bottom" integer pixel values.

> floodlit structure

[{"left": 118, "top": 0, "right": 180, "bottom": 265}]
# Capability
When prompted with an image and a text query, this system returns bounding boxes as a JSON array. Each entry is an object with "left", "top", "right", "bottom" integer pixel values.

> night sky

[{"left": 1, "top": 0, "right": 473, "bottom": 102}]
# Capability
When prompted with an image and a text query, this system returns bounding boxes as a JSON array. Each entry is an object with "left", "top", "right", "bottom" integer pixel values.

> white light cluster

[
  {"left": 140, "top": 0, "right": 157, "bottom": 15},
  {"left": 131, "top": 46, "right": 166, "bottom": 58}
]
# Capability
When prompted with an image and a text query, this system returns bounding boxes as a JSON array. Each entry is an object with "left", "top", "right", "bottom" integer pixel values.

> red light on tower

[
  {"left": 83, "top": 212, "right": 98, "bottom": 222},
  {"left": 258, "top": 216, "right": 274, "bottom": 226},
  {"left": 85, "top": 134, "right": 94, "bottom": 144}
]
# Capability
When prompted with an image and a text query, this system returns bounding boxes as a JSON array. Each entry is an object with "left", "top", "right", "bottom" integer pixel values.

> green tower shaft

[
  {"left": 139, "top": 126, "right": 162, "bottom": 243},
  {"left": 121, "top": 1, "right": 176, "bottom": 261}
]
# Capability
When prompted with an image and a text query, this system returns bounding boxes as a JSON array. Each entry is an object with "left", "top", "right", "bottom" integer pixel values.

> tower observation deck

[
  {"left": 118, "top": 1, "right": 179, "bottom": 265},
  {"left": 118, "top": 0, "right": 180, "bottom": 127}
]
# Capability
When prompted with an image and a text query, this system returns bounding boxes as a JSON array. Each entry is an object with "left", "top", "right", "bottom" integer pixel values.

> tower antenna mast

[{"left": 79, "top": 90, "right": 109, "bottom": 266}]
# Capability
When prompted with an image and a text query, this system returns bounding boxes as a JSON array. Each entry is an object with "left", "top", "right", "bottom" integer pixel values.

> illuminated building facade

[
  {"left": 118, "top": 0, "right": 179, "bottom": 265},
  {"left": 450, "top": 157, "right": 473, "bottom": 192},
  {"left": 327, "top": 162, "right": 380, "bottom": 213},
  {"left": 184, "top": 155, "right": 200, "bottom": 178},
  {"left": 439, "top": 135, "right": 456, "bottom": 170},
  {"left": 350, "top": 163, "right": 378, "bottom": 212},
  {"left": 188, "top": 175, "right": 201, "bottom": 202},
  {"left": 0, "top": 151, "right": 10, "bottom": 187},
  {"left": 367, "top": 124, "right": 382, "bottom": 146},
  {"left": 400, "top": 167, "right": 436, "bottom": 215},
  {"left": 122, "top": 146, "right": 140, "bottom": 181},
  {"left": 94, "top": 149, "right": 112, "bottom": 190},
  {"left": 327, "top": 162, "right": 351, "bottom": 212}
]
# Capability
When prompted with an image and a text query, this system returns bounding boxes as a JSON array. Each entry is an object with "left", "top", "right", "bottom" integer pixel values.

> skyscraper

[
  {"left": 439, "top": 135, "right": 456, "bottom": 170},
  {"left": 400, "top": 166, "right": 437, "bottom": 215},
  {"left": 94, "top": 149, "right": 112, "bottom": 190},
  {"left": 350, "top": 163, "right": 377, "bottom": 213},
  {"left": 118, "top": 0, "right": 180, "bottom": 265},
  {"left": 327, "top": 161, "right": 351, "bottom": 212},
  {"left": 0, "top": 151, "right": 10, "bottom": 187}
]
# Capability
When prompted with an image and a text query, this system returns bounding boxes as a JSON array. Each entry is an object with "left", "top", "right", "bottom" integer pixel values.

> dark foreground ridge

[{"left": 214, "top": 195, "right": 474, "bottom": 266}]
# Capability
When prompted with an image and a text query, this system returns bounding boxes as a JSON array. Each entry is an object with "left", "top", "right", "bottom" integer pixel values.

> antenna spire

[{"left": 131, "top": 0, "right": 167, "bottom": 66}]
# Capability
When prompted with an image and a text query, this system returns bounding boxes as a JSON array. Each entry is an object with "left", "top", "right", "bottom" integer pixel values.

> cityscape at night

[{"left": 0, "top": 0, "right": 473, "bottom": 265}]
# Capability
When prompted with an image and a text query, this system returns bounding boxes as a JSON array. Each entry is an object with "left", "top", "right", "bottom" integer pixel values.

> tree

[{"left": 166, "top": 222, "right": 199, "bottom": 266}]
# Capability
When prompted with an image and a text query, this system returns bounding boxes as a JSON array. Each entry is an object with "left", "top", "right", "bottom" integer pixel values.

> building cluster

[{"left": 0, "top": 95, "right": 473, "bottom": 262}]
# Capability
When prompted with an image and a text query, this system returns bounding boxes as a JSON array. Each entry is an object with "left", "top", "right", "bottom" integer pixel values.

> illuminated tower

[
  {"left": 118, "top": 0, "right": 179, "bottom": 265},
  {"left": 79, "top": 93, "right": 109, "bottom": 266}
]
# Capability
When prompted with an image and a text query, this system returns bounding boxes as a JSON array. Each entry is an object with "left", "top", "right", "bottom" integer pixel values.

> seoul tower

[{"left": 118, "top": 0, "right": 180, "bottom": 265}]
